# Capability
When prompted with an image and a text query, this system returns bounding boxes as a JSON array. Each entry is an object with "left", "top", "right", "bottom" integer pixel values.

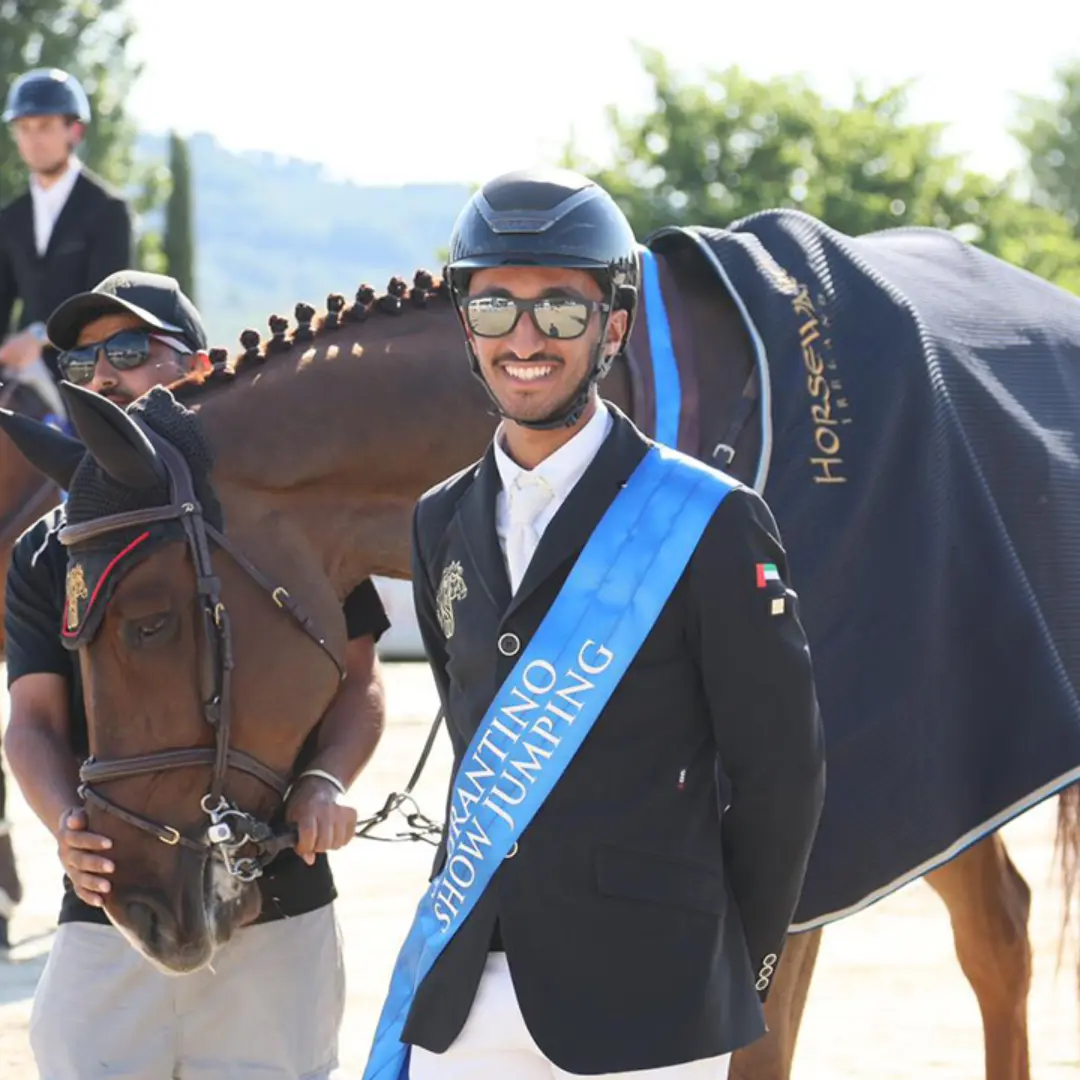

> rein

[{"left": 352, "top": 707, "right": 444, "bottom": 845}]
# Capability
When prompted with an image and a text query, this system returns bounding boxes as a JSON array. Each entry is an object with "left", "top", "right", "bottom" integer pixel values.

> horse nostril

[{"left": 126, "top": 897, "right": 173, "bottom": 950}]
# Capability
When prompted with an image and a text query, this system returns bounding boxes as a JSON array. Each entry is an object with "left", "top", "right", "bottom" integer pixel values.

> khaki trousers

[{"left": 30, "top": 905, "right": 345, "bottom": 1079}]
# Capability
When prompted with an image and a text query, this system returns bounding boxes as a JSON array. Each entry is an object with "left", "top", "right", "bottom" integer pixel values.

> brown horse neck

[
  {"left": 174, "top": 277, "right": 632, "bottom": 592},
  {"left": 167, "top": 249, "right": 747, "bottom": 600}
]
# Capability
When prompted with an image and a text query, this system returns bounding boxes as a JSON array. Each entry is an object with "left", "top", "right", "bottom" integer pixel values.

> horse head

[{"left": 4, "top": 380, "right": 353, "bottom": 973}]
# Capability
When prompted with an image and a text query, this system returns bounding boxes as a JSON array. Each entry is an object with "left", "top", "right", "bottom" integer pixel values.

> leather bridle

[{"left": 59, "top": 425, "right": 346, "bottom": 882}]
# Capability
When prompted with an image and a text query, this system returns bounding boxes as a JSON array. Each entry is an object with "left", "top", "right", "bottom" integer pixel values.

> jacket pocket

[{"left": 594, "top": 844, "right": 726, "bottom": 915}]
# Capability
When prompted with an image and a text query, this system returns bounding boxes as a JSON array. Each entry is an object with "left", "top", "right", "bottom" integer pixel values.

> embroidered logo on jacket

[{"left": 436, "top": 561, "right": 468, "bottom": 639}]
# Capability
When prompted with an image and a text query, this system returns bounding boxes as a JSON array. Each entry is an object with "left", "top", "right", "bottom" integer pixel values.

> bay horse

[
  {"left": 0, "top": 239, "right": 1076, "bottom": 1079},
  {"left": 0, "top": 379, "right": 62, "bottom": 654}
]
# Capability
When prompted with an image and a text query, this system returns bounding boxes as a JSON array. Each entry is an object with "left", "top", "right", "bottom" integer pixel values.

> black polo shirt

[{"left": 5, "top": 505, "right": 390, "bottom": 926}]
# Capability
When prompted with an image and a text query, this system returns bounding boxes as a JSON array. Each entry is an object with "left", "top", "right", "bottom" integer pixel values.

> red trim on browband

[{"left": 62, "top": 531, "right": 153, "bottom": 639}]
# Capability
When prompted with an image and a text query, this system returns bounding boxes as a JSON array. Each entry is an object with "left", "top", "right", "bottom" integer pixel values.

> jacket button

[{"left": 498, "top": 632, "right": 520, "bottom": 657}]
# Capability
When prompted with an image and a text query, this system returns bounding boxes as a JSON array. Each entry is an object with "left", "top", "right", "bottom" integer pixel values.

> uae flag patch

[{"left": 756, "top": 562, "right": 780, "bottom": 588}]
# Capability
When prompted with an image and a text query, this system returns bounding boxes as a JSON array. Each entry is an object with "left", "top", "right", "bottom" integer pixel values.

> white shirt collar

[
  {"left": 494, "top": 398, "right": 612, "bottom": 503},
  {"left": 30, "top": 158, "right": 82, "bottom": 255},
  {"left": 29, "top": 156, "right": 82, "bottom": 202}
]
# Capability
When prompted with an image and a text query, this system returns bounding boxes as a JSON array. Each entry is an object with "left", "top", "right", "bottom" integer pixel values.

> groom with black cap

[
  {"left": 43, "top": 269, "right": 211, "bottom": 406},
  {"left": 3, "top": 270, "right": 392, "bottom": 1080}
]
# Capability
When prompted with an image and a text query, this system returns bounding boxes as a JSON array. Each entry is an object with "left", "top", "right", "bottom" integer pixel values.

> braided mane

[{"left": 169, "top": 269, "right": 452, "bottom": 404}]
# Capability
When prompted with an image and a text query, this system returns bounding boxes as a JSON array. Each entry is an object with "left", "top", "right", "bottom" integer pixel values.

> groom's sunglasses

[
  {"left": 462, "top": 294, "right": 609, "bottom": 340},
  {"left": 58, "top": 329, "right": 192, "bottom": 387}
]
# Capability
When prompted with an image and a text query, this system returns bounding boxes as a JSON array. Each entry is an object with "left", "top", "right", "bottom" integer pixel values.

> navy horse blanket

[{"left": 651, "top": 211, "right": 1080, "bottom": 929}]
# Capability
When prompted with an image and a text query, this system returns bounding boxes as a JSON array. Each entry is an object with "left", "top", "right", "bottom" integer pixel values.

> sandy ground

[{"left": 1, "top": 660, "right": 1077, "bottom": 1078}]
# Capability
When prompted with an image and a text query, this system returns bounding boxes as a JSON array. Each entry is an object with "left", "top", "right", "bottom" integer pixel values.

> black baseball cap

[{"left": 47, "top": 271, "right": 208, "bottom": 352}]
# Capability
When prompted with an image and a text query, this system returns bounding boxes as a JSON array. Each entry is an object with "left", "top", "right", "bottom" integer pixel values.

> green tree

[
  {"left": 0, "top": 0, "right": 166, "bottom": 270},
  {"left": 575, "top": 46, "right": 1080, "bottom": 293},
  {"left": 1013, "top": 59, "right": 1080, "bottom": 232},
  {"left": 0, "top": 1, "right": 138, "bottom": 201},
  {"left": 132, "top": 159, "right": 171, "bottom": 274},
  {"left": 163, "top": 131, "right": 196, "bottom": 301},
  {"left": 950, "top": 181, "right": 1080, "bottom": 295}
]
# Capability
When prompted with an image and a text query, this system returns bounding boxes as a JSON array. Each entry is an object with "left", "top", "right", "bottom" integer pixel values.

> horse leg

[
  {"left": 728, "top": 928, "right": 823, "bottom": 1080},
  {"left": 925, "top": 834, "right": 1032, "bottom": 1080},
  {"left": 1056, "top": 786, "right": 1080, "bottom": 1028}
]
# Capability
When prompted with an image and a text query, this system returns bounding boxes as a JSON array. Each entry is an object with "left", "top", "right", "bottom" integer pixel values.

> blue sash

[
  {"left": 361, "top": 444, "right": 736, "bottom": 1080},
  {"left": 639, "top": 246, "right": 682, "bottom": 449}
]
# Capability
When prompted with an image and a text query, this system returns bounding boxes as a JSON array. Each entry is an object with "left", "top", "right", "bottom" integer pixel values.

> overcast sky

[{"left": 125, "top": 0, "right": 1077, "bottom": 186}]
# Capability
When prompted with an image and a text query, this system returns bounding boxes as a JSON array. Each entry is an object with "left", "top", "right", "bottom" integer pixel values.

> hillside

[{"left": 135, "top": 133, "right": 472, "bottom": 349}]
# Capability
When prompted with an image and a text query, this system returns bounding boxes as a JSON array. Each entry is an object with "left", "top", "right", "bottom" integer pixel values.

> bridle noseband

[{"left": 59, "top": 427, "right": 346, "bottom": 882}]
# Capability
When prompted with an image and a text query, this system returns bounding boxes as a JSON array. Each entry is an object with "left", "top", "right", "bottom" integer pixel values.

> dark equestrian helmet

[{"left": 3, "top": 68, "right": 92, "bottom": 124}]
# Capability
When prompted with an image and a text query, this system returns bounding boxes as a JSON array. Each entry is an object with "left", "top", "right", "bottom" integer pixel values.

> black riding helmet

[
  {"left": 445, "top": 167, "right": 639, "bottom": 430},
  {"left": 2, "top": 68, "right": 92, "bottom": 124}
]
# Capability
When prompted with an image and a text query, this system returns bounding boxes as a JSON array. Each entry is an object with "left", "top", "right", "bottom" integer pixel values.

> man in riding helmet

[
  {"left": 4, "top": 271, "right": 389, "bottom": 1079},
  {"left": 0, "top": 68, "right": 132, "bottom": 386},
  {"left": 376, "top": 168, "right": 825, "bottom": 1077}
]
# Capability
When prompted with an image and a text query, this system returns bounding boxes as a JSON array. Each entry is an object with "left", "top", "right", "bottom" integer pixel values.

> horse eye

[
  {"left": 139, "top": 615, "right": 168, "bottom": 637},
  {"left": 123, "top": 612, "right": 177, "bottom": 649}
]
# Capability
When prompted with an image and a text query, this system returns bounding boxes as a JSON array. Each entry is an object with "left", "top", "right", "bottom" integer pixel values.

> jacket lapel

[
  {"left": 504, "top": 405, "right": 649, "bottom": 621},
  {"left": 43, "top": 172, "right": 91, "bottom": 261},
  {"left": 453, "top": 447, "right": 512, "bottom": 614}
]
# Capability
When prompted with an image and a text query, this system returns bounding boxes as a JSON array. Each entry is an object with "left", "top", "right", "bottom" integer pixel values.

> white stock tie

[{"left": 505, "top": 474, "right": 555, "bottom": 594}]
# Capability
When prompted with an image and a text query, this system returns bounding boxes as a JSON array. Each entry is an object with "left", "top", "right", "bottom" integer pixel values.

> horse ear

[
  {"left": 59, "top": 382, "right": 165, "bottom": 491},
  {"left": 0, "top": 408, "right": 85, "bottom": 490}
]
